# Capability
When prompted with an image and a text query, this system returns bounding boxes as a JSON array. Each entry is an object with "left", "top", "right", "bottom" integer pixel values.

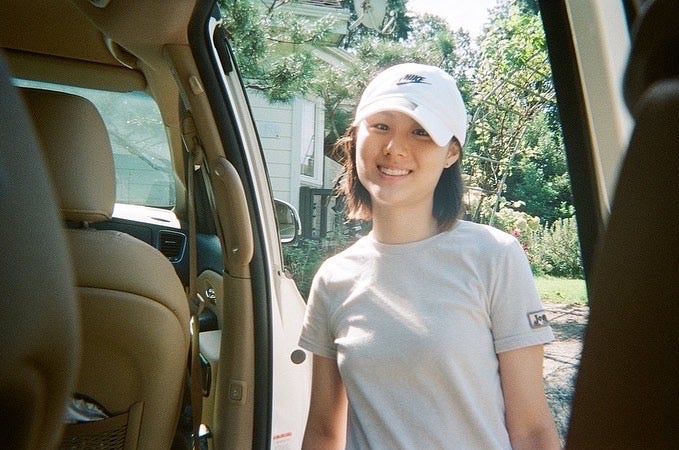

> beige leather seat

[
  {"left": 22, "top": 87, "right": 190, "bottom": 450},
  {"left": 0, "top": 58, "right": 80, "bottom": 450}
]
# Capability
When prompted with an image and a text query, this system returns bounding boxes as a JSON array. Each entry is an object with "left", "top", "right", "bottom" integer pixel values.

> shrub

[
  {"left": 282, "top": 238, "right": 326, "bottom": 299},
  {"left": 282, "top": 229, "right": 358, "bottom": 299},
  {"left": 528, "top": 216, "right": 584, "bottom": 278}
]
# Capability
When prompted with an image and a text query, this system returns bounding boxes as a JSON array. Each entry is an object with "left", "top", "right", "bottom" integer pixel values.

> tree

[
  {"left": 504, "top": 113, "right": 574, "bottom": 224},
  {"left": 220, "top": 0, "right": 575, "bottom": 230},
  {"left": 462, "top": 0, "right": 571, "bottom": 226},
  {"left": 340, "top": 0, "right": 412, "bottom": 46},
  {"left": 319, "top": 13, "right": 474, "bottom": 150},
  {"left": 219, "top": 0, "right": 340, "bottom": 101}
]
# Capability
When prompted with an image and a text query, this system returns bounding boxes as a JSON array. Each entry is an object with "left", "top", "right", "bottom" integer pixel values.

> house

[{"left": 248, "top": 0, "right": 354, "bottom": 239}]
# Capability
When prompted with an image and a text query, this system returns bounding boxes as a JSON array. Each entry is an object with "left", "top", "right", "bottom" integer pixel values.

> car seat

[
  {"left": 566, "top": 0, "right": 679, "bottom": 446},
  {"left": 0, "top": 55, "right": 80, "bottom": 450},
  {"left": 22, "top": 87, "right": 191, "bottom": 450}
]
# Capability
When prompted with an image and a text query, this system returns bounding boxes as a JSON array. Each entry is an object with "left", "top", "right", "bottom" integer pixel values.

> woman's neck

[{"left": 370, "top": 205, "right": 440, "bottom": 244}]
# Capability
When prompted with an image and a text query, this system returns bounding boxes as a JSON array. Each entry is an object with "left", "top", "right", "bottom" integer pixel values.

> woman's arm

[
  {"left": 302, "top": 354, "right": 348, "bottom": 450},
  {"left": 498, "top": 344, "right": 561, "bottom": 449}
]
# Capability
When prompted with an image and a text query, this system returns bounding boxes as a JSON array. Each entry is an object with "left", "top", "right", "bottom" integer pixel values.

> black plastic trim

[{"left": 538, "top": 0, "right": 606, "bottom": 286}]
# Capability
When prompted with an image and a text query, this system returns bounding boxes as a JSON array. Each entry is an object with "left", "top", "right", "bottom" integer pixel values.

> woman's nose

[{"left": 384, "top": 136, "right": 407, "bottom": 156}]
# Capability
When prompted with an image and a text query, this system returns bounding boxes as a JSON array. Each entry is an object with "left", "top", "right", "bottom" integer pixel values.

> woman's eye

[
  {"left": 414, "top": 128, "right": 430, "bottom": 137},
  {"left": 373, "top": 123, "right": 389, "bottom": 131}
]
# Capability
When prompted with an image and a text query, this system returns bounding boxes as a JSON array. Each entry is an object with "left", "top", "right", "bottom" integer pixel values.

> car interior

[
  {"left": 0, "top": 57, "right": 81, "bottom": 450},
  {"left": 0, "top": 0, "right": 677, "bottom": 449},
  {"left": 1, "top": 0, "right": 313, "bottom": 449},
  {"left": 23, "top": 86, "right": 191, "bottom": 449}
]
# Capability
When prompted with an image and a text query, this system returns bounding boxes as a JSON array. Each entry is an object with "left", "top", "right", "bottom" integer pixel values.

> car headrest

[
  {"left": 21, "top": 88, "right": 115, "bottom": 224},
  {"left": 623, "top": 0, "right": 679, "bottom": 115}
]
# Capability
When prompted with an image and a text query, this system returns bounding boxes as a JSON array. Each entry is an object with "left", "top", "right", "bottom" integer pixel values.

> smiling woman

[
  {"left": 299, "top": 63, "right": 560, "bottom": 450},
  {"left": 353, "top": 110, "right": 460, "bottom": 238},
  {"left": 340, "top": 63, "right": 467, "bottom": 236}
]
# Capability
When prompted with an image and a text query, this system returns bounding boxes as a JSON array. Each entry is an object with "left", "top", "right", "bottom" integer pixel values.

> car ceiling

[
  {"left": 1, "top": 0, "right": 214, "bottom": 182},
  {"left": 0, "top": 0, "right": 199, "bottom": 89}
]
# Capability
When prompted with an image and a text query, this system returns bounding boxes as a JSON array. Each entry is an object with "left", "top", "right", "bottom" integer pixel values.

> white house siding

[
  {"left": 247, "top": 89, "right": 326, "bottom": 211},
  {"left": 248, "top": 90, "right": 294, "bottom": 204}
]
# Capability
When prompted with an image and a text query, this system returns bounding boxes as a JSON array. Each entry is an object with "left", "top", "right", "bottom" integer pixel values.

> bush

[
  {"left": 528, "top": 216, "right": 584, "bottom": 278},
  {"left": 284, "top": 214, "right": 584, "bottom": 300},
  {"left": 481, "top": 198, "right": 584, "bottom": 279},
  {"left": 282, "top": 231, "right": 358, "bottom": 299},
  {"left": 282, "top": 238, "right": 326, "bottom": 299}
]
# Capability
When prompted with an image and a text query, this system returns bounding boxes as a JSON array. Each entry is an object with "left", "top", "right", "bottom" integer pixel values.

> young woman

[{"left": 299, "top": 63, "right": 560, "bottom": 449}]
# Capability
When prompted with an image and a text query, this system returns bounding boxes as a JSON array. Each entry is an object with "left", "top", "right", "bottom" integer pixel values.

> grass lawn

[{"left": 535, "top": 276, "right": 587, "bottom": 305}]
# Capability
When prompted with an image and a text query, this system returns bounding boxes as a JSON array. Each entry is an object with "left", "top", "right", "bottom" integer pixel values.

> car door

[{"left": 174, "top": 3, "right": 312, "bottom": 449}]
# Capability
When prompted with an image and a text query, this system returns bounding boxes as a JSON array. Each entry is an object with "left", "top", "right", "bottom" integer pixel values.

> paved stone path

[{"left": 543, "top": 303, "right": 589, "bottom": 444}]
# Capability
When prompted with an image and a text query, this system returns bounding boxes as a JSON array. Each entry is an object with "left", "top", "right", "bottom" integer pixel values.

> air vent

[{"left": 158, "top": 231, "right": 186, "bottom": 263}]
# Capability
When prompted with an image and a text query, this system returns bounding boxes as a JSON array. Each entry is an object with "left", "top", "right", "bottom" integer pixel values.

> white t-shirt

[{"left": 299, "top": 220, "right": 554, "bottom": 449}]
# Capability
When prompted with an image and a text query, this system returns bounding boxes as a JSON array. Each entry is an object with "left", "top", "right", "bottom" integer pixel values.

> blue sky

[{"left": 406, "top": 0, "right": 498, "bottom": 37}]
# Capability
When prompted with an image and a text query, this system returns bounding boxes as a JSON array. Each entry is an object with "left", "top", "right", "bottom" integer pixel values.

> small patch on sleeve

[{"left": 528, "top": 310, "right": 549, "bottom": 329}]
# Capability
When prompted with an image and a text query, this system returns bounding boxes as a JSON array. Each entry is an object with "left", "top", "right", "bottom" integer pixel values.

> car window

[{"left": 14, "top": 80, "right": 174, "bottom": 209}]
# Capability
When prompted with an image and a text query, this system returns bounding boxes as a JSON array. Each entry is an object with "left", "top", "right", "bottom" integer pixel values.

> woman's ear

[{"left": 444, "top": 140, "right": 461, "bottom": 168}]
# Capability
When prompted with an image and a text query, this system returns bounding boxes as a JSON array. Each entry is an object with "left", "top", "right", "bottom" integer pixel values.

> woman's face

[{"left": 355, "top": 111, "right": 459, "bottom": 214}]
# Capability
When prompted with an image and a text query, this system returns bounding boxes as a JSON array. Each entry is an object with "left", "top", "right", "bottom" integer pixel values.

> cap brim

[{"left": 353, "top": 96, "right": 454, "bottom": 147}]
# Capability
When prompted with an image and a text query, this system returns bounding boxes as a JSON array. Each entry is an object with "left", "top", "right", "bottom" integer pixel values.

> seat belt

[{"left": 182, "top": 115, "right": 210, "bottom": 449}]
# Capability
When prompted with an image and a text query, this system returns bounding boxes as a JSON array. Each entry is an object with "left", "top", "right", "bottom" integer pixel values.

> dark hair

[{"left": 335, "top": 126, "right": 465, "bottom": 231}]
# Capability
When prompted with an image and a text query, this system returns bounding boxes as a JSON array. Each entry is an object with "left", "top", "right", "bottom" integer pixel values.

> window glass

[{"left": 14, "top": 80, "right": 174, "bottom": 208}]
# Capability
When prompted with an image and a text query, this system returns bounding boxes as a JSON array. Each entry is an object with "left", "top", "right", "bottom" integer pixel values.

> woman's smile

[{"left": 378, "top": 165, "right": 411, "bottom": 177}]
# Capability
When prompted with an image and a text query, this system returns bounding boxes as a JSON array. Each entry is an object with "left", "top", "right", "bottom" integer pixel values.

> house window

[{"left": 299, "top": 98, "right": 323, "bottom": 185}]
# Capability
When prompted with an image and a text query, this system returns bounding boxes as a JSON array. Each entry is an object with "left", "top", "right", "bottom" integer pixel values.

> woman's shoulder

[
  {"left": 314, "top": 235, "right": 374, "bottom": 277},
  {"left": 444, "top": 220, "right": 528, "bottom": 269},
  {"left": 449, "top": 220, "right": 518, "bottom": 246}
]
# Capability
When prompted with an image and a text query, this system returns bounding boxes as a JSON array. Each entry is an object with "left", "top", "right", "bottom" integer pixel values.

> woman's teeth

[{"left": 380, "top": 166, "right": 409, "bottom": 176}]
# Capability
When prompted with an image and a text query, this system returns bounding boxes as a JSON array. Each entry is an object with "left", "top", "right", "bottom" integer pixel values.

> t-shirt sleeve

[
  {"left": 298, "top": 268, "right": 338, "bottom": 359},
  {"left": 490, "top": 238, "right": 554, "bottom": 353}
]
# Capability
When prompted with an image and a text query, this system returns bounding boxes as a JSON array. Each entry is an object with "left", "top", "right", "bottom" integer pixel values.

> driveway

[{"left": 543, "top": 303, "right": 589, "bottom": 443}]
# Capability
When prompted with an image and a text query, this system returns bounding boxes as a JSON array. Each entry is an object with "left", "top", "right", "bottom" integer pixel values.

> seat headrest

[
  {"left": 1, "top": 58, "right": 80, "bottom": 449},
  {"left": 21, "top": 88, "right": 115, "bottom": 223},
  {"left": 623, "top": 0, "right": 679, "bottom": 115}
]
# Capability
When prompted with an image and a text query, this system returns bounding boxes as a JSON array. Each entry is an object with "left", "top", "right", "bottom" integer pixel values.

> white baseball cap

[{"left": 352, "top": 63, "right": 468, "bottom": 147}]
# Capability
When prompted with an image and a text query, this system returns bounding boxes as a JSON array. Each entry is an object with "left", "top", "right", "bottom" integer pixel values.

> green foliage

[
  {"left": 528, "top": 217, "right": 584, "bottom": 278},
  {"left": 504, "top": 112, "right": 575, "bottom": 224},
  {"left": 219, "top": 0, "right": 340, "bottom": 102},
  {"left": 458, "top": 0, "right": 574, "bottom": 231},
  {"left": 282, "top": 235, "right": 355, "bottom": 299},
  {"left": 340, "top": 0, "right": 412, "bottom": 45},
  {"left": 464, "top": 1, "right": 556, "bottom": 194},
  {"left": 282, "top": 238, "right": 326, "bottom": 299},
  {"left": 219, "top": 0, "right": 267, "bottom": 76}
]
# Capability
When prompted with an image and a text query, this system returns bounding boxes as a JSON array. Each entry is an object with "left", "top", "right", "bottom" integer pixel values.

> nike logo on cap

[{"left": 396, "top": 74, "right": 430, "bottom": 85}]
